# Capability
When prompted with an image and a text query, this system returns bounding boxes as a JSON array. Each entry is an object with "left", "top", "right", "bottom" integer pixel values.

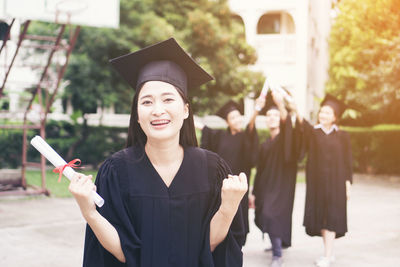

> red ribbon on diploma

[{"left": 53, "top": 159, "right": 82, "bottom": 182}]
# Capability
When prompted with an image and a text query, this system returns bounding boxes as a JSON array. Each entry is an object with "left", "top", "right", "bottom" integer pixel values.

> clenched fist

[{"left": 220, "top": 172, "right": 248, "bottom": 217}]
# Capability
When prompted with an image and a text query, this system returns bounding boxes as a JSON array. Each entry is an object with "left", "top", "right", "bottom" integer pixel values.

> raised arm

[
  {"left": 287, "top": 99, "right": 303, "bottom": 124},
  {"left": 248, "top": 97, "right": 266, "bottom": 132},
  {"left": 271, "top": 90, "right": 288, "bottom": 122}
]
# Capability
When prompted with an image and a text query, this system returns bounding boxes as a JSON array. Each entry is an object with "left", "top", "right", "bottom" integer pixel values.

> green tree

[
  {"left": 64, "top": 0, "right": 263, "bottom": 115},
  {"left": 27, "top": 0, "right": 263, "bottom": 157},
  {"left": 327, "top": 0, "right": 400, "bottom": 125}
]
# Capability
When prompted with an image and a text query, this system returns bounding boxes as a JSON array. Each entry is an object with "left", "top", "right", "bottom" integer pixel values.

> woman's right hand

[
  {"left": 69, "top": 173, "right": 97, "bottom": 220},
  {"left": 219, "top": 173, "right": 248, "bottom": 217}
]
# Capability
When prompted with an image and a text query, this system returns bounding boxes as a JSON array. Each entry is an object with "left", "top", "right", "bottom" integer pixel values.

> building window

[
  {"left": 257, "top": 12, "right": 295, "bottom": 34},
  {"left": 257, "top": 13, "right": 281, "bottom": 34}
]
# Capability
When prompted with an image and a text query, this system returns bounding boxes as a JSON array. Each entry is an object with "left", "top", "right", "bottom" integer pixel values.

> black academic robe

[
  {"left": 201, "top": 125, "right": 259, "bottom": 242},
  {"left": 83, "top": 146, "right": 245, "bottom": 267},
  {"left": 300, "top": 120, "right": 353, "bottom": 238},
  {"left": 253, "top": 118, "right": 300, "bottom": 247}
]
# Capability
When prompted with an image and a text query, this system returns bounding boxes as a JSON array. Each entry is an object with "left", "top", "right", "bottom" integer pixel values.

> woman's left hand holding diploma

[
  {"left": 69, "top": 173, "right": 126, "bottom": 262},
  {"left": 69, "top": 173, "right": 97, "bottom": 220}
]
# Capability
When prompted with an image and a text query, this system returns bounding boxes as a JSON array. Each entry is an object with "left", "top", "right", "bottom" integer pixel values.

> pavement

[{"left": 0, "top": 174, "right": 399, "bottom": 267}]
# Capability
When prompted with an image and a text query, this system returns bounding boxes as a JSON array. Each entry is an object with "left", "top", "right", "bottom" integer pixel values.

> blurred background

[{"left": 0, "top": 0, "right": 399, "bottom": 266}]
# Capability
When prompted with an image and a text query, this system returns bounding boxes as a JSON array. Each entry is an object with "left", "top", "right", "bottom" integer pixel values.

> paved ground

[{"left": 1, "top": 174, "right": 399, "bottom": 267}]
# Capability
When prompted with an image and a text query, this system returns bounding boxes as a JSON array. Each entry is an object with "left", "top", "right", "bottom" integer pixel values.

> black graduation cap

[
  {"left": 109, "top": 38, "right": 214, "bottom": 96},
  {"left": 216, "top": 100, "right": 244, "bottom": 120},
  {"left": 259, "top": 91, "right": 279, "bottom": 115},
  {"left": 320, "top": 93, "right": 347, "bottom": 118}
]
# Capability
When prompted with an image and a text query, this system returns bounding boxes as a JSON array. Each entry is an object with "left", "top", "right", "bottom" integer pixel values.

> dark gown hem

[{"left": 305, "top": 228, "right": 346, "bottom": 239}]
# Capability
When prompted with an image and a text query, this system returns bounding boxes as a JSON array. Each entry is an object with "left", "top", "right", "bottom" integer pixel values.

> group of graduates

[
  {"left": 198, "top": 89, "right": 352, "bottom": 267},
  {"left": 67, "top": 38, "right": 352, "bottom": 267}
]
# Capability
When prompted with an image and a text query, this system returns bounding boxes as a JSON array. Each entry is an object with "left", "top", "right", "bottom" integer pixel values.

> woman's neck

[
  {"left": 145, "top": 137, "right": 183, "bottom": 166},
  {"left": 269, "top": 127, "right": 280, "bottom": 139},
  {"left": 321, "top": 123, "right": 334, "bottom": 132},
  {"left": 229, "top": 127, "right": 241, "bottom": 135}
]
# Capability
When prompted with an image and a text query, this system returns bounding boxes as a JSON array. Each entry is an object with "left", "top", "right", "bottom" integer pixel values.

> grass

[
  {"left": 26, "top": 169, "right": 97, "bottom": 198},
  {"left": 343, "top": 124, "right": 400, "bottom": 132}
]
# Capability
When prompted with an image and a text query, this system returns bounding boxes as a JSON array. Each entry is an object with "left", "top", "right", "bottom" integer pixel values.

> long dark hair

[{"left": 126, "top": 85, "right": 198, "bottom": 148}]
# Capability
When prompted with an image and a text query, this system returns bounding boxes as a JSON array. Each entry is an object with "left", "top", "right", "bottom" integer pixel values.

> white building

[{"left": 229, "top": 0, "right": 333, "bottom": 121}]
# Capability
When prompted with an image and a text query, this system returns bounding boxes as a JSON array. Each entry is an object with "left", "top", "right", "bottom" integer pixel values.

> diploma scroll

[
  {"left": 258, "top": 77, "right": 293, "bottom": 103},
  {"left": 30, "top": 135, "right": 105, "bottom": 207}
]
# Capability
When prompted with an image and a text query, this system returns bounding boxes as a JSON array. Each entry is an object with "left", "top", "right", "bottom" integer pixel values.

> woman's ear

[{"left": 184, "top": 103, "right": 189, "bottom": 119}]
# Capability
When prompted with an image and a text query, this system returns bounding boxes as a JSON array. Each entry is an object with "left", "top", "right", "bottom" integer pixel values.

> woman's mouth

[{"left": 150, "top": 119, "right": 170, "bottom": 128}]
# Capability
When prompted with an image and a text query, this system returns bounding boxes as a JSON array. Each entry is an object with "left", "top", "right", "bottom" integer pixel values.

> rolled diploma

[
  {"left": 273, "top": 85, "right": 293, "bottom": 103},
  {"left": 263, "top": 77, "right": 293, "bottom": 103},
  {"left": 30, "top": 135, "right": 104, "bottom": 207}
]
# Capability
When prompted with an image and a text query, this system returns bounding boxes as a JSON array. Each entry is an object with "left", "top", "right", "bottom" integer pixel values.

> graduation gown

[
  {"left": 300, "top": 120, "right": 353, "bottom": 238},
  {"left": 200, "top": 125, "right": 259, "bottom": 241},
  {"left": 83, "top": 145, "right": 245, "bottom": 267},
  {"left": 252, "top": 118, "right": 300, "bottom": 247}
]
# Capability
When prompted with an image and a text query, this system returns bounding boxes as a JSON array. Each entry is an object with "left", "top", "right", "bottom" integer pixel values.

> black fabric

[
  {"left": 109, "top": 38, "right": 213, "bottom": 95},
  {"left": 259, "top": 91, "right": 278, "bottom": 115},
  {"left": 300, "top": 120, "right": 353, "bottom": 238},
  {"left": 83, "top": 146, "right": 244, "bottom": 267},
  {"left": 253, "top": 118, "right": 300, "bottom": 247},
  {"left": 200, "top": 124, "right": 259, "bottom": 244},
  {"left": 136, "top": 60, "right": 187, "bottom": 94}
]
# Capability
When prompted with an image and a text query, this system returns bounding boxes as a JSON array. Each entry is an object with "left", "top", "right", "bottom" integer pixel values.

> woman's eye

[
  {"left": 164, "top": 98, "right": 175, "bottom": 103},
  {"left": 141, "top": 100, "right": 152, "bottom": 105}
]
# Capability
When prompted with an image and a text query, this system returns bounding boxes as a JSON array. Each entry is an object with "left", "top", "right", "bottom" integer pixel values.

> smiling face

[
  {"left": 265, "top": 108, "right": 281, "bottom": 130},
  {"left": 226, "top": 109, "right": 244, "bottom": 133},
  {"left": 318, "top": 105, "right": 336, "bottom": 127},
  {"left": 137, "top": 81, "right": 189, "bottom": 143}
]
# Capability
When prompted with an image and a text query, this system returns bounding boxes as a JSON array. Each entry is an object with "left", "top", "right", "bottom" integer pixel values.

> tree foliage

[
  {"left": 64, "top": 0, "right": 263, "bottom": 115},
  {"left": 327, "top": 0, "right": 400, "bottom": 125}
]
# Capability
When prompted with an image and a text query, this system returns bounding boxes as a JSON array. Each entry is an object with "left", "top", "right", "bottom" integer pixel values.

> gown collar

[{"left": 314, "top": 124, "right": 339, "bottom": 135}]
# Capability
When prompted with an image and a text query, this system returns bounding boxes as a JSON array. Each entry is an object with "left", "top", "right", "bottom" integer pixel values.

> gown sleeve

[
  {"left": 281, "top": 118, "right": 294, "bottom": 163},
  {"left": 293, "top": 118, "right": 304, "bottom": 162},
  {"left": 342, "top": 131, "right": 353, "bottom": 183},
  {"left": 83, "top": 158, "right": 141, "bottom": 267},
  {"left": 243, "top": 124, "right": 260, "bottom": 170},
  {"left": 200, "top": 126, "right": 221, "bottom": 152},
  {"left": 298, "top": 119, "right": 313, "bottom": 161},
  {"left": 252, "top": 143, "right": 267, "bottom": 197},
  {"left": 203, "top": 152, "right": 244, "bottom": 267}
]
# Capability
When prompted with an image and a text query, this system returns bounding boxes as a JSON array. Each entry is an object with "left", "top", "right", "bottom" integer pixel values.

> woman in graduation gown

[
  {"left": 249, "top": 91, "right": 300, "bottom": 267},
  {"left": 296, "top": 94, "right": 353, "bottom": 267},
  {"left": 68, "top": 38, "right": 248, "bottom": 267},
  {"left": 195, "top": 98, "right": 264, "bottom": 244}
]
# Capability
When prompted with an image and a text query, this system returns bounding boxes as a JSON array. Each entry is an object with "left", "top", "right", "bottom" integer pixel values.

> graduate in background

[
  {"left": 249, "top": 90, "right": 301, "bottom": 267},
  {"left": 195, "top": 97, "right": 265, "bottom": 244},
  {"left": 68, "top": 38, "right": 248, "bottom": 267},
  {"left": 296, "top": 94, "right": 353, "bottom": 267}
]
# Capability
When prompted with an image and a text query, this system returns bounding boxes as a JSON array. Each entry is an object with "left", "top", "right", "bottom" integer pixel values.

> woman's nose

[{"left": 152, "top": 101, "right": 165, "bottom": 116}]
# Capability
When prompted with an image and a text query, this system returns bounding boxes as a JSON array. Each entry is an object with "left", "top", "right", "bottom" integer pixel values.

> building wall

[{"left": 229, "top": 0, "right": 332, "bottom": 121}]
